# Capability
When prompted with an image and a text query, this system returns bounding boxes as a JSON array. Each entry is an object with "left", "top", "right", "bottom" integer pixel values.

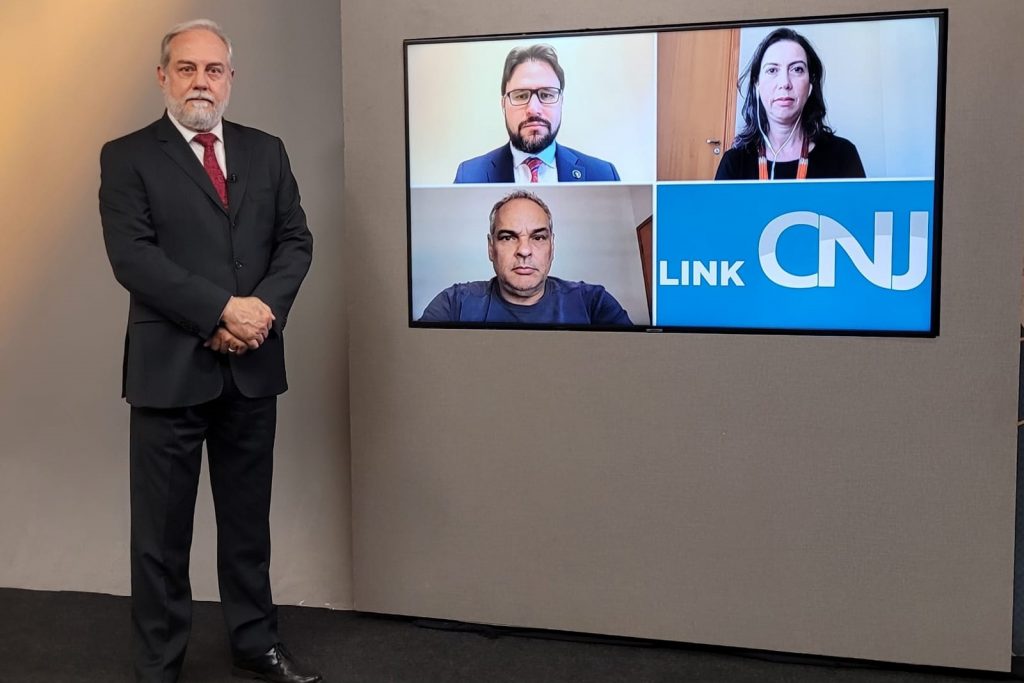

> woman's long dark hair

[{"left": 733, "top": 28, "right": 832, "bottom": 152}]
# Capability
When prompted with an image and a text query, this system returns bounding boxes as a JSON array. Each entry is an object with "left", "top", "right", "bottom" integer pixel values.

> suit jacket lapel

[
  {"left": 489, "top": 146, "right": 515, "bottom": 183},
  {"left": 222, "top": 121, "right": 250, "bottom": 224},
  {"left": 555, "top": 145, "right": 584, "bottom": 182},
  {"left": 155, "top": 113, "right": 228, "bottom": 215}
]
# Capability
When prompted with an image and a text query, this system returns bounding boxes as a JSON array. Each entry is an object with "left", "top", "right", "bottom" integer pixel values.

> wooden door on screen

[{"left": 657, "top": 29, "right": 740, "bottom": 181}]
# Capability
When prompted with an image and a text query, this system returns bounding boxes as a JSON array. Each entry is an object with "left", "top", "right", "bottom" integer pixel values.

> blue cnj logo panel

[{"left": 654, "top": 180, "right": 935, "bottom": 332}]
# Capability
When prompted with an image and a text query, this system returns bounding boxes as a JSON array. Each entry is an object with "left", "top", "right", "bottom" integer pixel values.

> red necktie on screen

[
  {"left": 193, "top": 133, "right": 228, "bottom": 207},
  {"left": 525, "top": 157, "right": 543, "bottom": 183}
]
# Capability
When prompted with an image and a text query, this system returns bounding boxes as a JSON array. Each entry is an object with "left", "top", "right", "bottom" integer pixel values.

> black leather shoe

[{"left": 231, "top": 643, "right": 322, "bottom": 682}]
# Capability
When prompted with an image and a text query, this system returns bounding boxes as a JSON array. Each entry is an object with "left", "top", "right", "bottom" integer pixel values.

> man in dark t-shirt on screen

[{"left": 420, "top": 191, "right": 632, "bottom": 325}]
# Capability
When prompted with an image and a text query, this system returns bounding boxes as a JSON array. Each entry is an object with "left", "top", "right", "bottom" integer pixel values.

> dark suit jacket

[
  {"left": 100, "top": 113, "right": 313, "bottom": 409},
  {"left": 453, "top": 144, "right": 620, "bottom": 183}
]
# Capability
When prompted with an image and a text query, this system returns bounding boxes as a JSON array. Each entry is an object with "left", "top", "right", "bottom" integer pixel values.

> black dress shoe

[{"left": 232, "top": 643, "right": 322, "bottom": 682}]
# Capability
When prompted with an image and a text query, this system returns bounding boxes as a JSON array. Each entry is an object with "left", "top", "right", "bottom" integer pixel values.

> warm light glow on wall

[{"left": 0, "top": 1, "right": 193, "bottom": 342}]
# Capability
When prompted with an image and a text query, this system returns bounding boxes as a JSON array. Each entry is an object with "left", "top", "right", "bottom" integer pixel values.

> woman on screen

[{"left": 715, "top": 28, "right": 865, "bottom": 181}]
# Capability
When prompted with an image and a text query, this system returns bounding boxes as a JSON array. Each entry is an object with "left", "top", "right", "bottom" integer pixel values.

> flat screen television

[{"left": 405, "top": 10, "right": 946, "bottom": 335}]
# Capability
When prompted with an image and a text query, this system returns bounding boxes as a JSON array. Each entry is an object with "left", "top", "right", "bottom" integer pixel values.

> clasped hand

[{"left": 204, "top": 296, "right": 275, "bottom": 355}]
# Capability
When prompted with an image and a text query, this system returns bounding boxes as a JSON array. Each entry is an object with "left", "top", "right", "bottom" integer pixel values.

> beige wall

[
  {"left": 0, "top": 1, "right": 350, "bottom": 609},
  {"left": 345, "top": 0, "right": 1023, "bottom": 672}
]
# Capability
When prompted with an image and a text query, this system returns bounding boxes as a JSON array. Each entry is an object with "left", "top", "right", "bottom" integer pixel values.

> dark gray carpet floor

[{"left": 0, "top": 588, "right": 1016, "bottom": 682}]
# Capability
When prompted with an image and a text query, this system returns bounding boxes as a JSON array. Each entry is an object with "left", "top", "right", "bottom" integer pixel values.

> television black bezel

[{"left": 403, "top": 8, "right": 948, "bottom": 338}]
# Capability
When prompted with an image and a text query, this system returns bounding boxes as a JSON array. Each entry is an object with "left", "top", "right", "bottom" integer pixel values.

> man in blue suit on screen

[
  {"left": 454, "top": 44, "right": 620, "bottom": 184},
  {"left": 419, "top": 191, "right": 632, "bottom": 325}
]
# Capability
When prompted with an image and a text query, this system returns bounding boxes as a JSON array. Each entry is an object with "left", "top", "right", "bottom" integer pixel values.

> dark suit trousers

[{"left": 130, "top": 361, "right": 278, "bottom": 682}]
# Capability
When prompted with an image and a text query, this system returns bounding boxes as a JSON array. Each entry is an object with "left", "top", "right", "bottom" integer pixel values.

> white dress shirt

[
  {"left": 510, "top": 142, "right": 557, "bottom": 184},
  {"left": 166, "top": 111, "right": 227, "bottom": 177}
]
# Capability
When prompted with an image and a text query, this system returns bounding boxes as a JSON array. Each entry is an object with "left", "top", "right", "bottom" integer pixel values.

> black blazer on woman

[{"left": 714, "top": 133, "right": 866, "bottom": 181}]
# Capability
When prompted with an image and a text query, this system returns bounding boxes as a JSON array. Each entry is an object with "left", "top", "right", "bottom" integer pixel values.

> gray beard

[{"left": 166, "top": 95, "right": 228, "bottom": 132}]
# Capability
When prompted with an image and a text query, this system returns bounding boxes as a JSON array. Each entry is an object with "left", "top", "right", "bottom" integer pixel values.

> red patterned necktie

[
  {"left": 525, "top": 156, "right": 542, "bottom": 183},
  {"left": 192, "top": 133, "right": 228, "bottom": 207}
]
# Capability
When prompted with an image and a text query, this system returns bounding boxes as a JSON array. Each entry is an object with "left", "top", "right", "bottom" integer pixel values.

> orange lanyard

[{"left": 758, "top": 137, "right": 809, "bottom": 180}]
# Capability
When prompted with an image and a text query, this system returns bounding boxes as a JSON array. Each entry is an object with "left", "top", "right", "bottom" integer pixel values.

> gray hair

[
  {"left": 488, "top": 190, "right": 554, "bottom": 236},
  {"left": 160, "top": 19, "right": 233, "bottom": 69}
]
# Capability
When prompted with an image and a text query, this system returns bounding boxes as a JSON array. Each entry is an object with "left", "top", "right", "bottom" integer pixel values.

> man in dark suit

[
  {"left": 99, "top": 19, "right": 319, "bottom": 683},
  {"left": 454, "top": 44, "right": 620, "bottom": 184}
]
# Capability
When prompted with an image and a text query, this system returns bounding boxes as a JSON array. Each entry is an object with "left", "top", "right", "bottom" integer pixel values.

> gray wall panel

[
  {"left": 0, "top": 0, "right": 350, "bottom": 610},
  {"left": 345, "top": 0, "right": 1023, "bottom": 670}
]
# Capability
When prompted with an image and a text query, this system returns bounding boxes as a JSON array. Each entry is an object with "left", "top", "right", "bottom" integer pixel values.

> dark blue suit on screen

[{"left": 454, "top": 144, "right": 620, "bottom": 183}]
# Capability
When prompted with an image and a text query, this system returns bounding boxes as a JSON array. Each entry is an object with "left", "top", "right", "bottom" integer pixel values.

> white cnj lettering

[
  {"left": 720, "top": 261, "right": 744, "bottom": 286},
  {"left": 659, "top": 261, "right": 745, "bottom": 287},
  {"left": 693, "top": 261, "right": 716, "bottom": 285},
  {"left": 758, "top": 211, "right": 929, "bottom": 290}
]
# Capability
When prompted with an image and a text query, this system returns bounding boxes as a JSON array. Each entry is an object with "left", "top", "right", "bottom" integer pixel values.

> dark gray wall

[{"left": 345, "top": 0, "right": 1022, "bottom": 671}]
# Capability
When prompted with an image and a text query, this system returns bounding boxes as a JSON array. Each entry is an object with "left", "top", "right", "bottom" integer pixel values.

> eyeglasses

[{"left": 504, "top": 87, "right": 562, "bottom": 106}]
